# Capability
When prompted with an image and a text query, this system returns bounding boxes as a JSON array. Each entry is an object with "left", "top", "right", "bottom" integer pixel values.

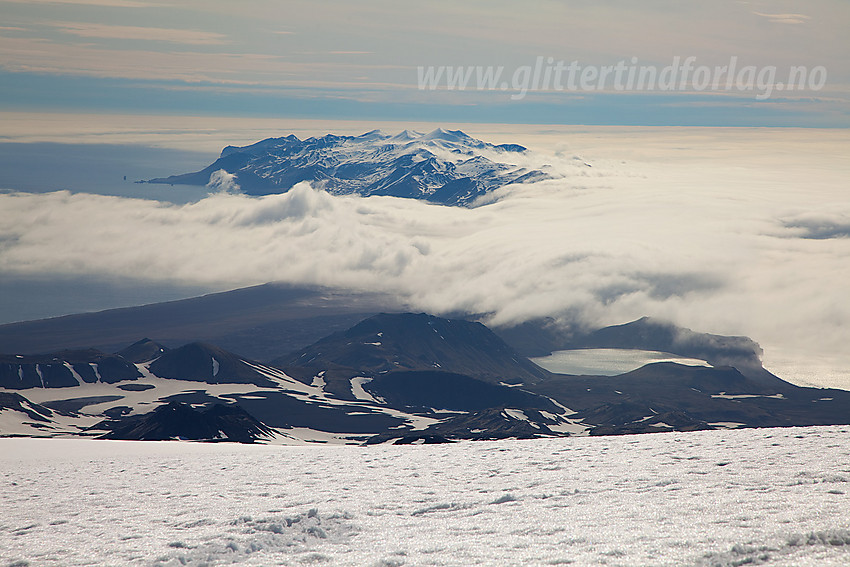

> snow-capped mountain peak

[
  {"left": 145, "top": 129, "right": 551, "bottom": 206},
  {"left": 389, "top": 129, "right": 424, "bottom": 141}
]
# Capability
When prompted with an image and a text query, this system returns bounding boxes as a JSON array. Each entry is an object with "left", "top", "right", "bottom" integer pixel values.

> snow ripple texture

[{"left": 2, "top": 426, "right": 850, "bottom": 566}]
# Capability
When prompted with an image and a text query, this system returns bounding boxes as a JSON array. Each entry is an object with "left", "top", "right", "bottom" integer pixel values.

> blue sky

[{"left": 0, "top": 0, "right": 848, "bottom": 126}]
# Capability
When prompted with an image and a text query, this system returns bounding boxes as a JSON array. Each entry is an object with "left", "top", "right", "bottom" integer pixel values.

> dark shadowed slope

[
  {"left": 94, "top": 401, "right": 277, "bottom": 442},
  {"left": 274, "top": 312, "right": 551, "bottom": 386},
  {"left": 0, "top": 283, "right": 403, "bottom": 361}
]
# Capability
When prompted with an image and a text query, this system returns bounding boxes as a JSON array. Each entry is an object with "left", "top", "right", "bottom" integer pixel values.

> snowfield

[{"left": 2, "top": 427, "right": 850, "bottom": 566}]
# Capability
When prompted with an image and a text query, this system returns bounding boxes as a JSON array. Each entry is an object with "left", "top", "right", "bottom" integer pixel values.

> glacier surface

[{"left": 2, "top": 426, "right": 850, "bottom": 566}]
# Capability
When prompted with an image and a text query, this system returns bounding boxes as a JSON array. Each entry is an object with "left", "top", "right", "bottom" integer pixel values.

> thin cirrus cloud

[
  {"left": 752, "top": 11, "right": 811, "bottom": 24},
  {"left": 1, "top": 0, "right": 161, "bottom": 6},
  {"left": 0, "top": 31, "right": 391, "bottom": 87},
  {"left": 50, "top": 22, "right": 229, "bottom": 45},
  {"left": 0, "top": 0, "right": 847, "bottom": 126},
  {"left": 0, "top": 34, "right": 325, "bottom": 83}
]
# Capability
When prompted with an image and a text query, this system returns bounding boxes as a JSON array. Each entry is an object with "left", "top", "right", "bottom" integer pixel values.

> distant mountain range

[
  {"left": 0, "top": 283, "right": 403, "bottom": 361},
  {"left": 143, "top": 129, "right": 552, "bottom": 206},
  {"left": 0, "top": 283, "right": 764, "bottom": 369},
  {"left": 3, "top": 312, "right": 850, "bottom": 444}
]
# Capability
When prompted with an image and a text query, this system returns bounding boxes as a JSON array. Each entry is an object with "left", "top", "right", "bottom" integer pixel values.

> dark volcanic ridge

[
  {"left": 3, "top": 310, "right": 850, "bottom": 443},
  {"left": 0, "top": 282, "right": 404, "bottom": 361},
  {"left": 93, "top": 401, "right": 277, "bottom": 442},
  {"left": 275, "top": 312, "right": 551, "bottom": 386}
]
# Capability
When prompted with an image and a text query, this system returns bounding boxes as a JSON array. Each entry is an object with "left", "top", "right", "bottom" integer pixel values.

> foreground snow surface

[{"left": 2, "top": 427, "right": 850, "bottom": 567}]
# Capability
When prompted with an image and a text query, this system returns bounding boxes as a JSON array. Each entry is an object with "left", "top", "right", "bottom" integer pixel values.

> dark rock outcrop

[{"left": 94, "top": 401, "right": 276, "bottom": 443}]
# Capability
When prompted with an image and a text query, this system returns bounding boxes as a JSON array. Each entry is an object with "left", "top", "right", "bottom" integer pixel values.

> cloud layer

[
  {"left": 752, "top": 12, "right": 811, "bottom": 25},
  {"left": 0, "top": 130, "right": 848, "bottom": 387},
  {"left": 51, "top": 22, "right": 228, "bottom": 45}
]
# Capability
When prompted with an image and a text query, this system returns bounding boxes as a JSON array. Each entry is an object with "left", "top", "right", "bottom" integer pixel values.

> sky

[{"left": 0, "top": 0, "right": 848, "bottom": 126}]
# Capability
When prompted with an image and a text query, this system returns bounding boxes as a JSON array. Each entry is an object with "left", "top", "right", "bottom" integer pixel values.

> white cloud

[
  {"left": 0, "top": 129, "right": 848, "bottom": 387},
  {"left": 206, "top": 169, "right": 240, "bottom": 194}
]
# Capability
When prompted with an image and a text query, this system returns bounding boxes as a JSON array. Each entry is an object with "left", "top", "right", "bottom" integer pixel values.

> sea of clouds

[{"left": 0, "top": 127, "right": 848, "bottom": 387}]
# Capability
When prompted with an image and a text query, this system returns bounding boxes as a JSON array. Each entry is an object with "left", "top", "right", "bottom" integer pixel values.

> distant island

[{"left": 144, "top": 129, "right": 552, "bottom": 206}]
